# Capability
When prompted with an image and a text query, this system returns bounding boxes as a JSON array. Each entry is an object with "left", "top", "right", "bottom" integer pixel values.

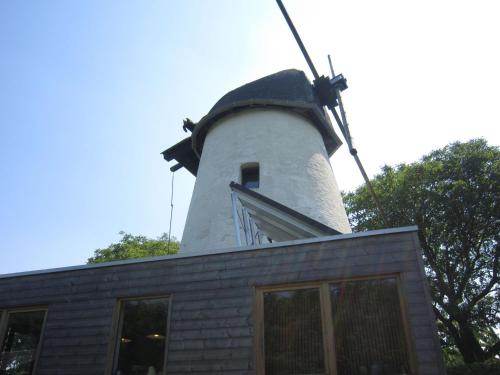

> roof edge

[{"left": 0, "top": 226, "right": 418, "bottom": 280}]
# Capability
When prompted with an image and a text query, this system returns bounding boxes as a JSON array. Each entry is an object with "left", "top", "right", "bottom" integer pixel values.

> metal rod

[
  {"left": 325, "top": 57, "right": 349, "bottom": 137},
  {"left": 231, "top": 192, "right": 243, "bottom": 246},
  {"left": 328, "top": 54, "right": 388, "bottom": 227},
  {"left": 330, "top": 105, "right": 347, "bottom": 139},
  {"left": 328, "top": 55, "right": 355, "bottom": 152},
  {"left": 276, "top": 0, "right": 320, "bottom": 80},
  {"left": 336, "top": 85, "right": 355, "bottom": 152},
  {"left": 353, "top": 153, "right": 389, "bottom": 227},
  {"left": 327, "top": 54, "right": 336, "bottom": 77}
]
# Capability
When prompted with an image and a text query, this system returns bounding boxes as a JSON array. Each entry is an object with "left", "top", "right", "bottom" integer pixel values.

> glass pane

[
  {"left": 0, "top": 310, "right": 46, "bottom": 375},
  {"left": 115, "top": 298, "right": 169, "bottom": 375},
  {"left": 264, "top": 288, "right": 324, "bottom": 375},
  {"left": 330, "top": 278, "right": 410, "bottom": 375}
]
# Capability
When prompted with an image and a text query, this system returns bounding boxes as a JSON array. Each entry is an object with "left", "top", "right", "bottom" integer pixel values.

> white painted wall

[{"left": 181, "top": 108, "right": 351, "bottom": 253}]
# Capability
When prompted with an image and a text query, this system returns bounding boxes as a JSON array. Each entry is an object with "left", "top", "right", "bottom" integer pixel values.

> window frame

[
  {"left": 105, "top": 294, "right": 172, "bottom": 375},
  {"left": 0, "top": 306, "right": 48, "bottom": 375},
  {"left": 254, "top": 274, "right": 417, "bottom": 375}
]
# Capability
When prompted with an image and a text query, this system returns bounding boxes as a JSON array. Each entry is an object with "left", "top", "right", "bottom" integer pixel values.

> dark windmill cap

[
  {"left": 191, "top": 69, "right": 342, "bottom": 157},
  {"left": 162, "top": 69, "right": 342, "bottom": 176}
]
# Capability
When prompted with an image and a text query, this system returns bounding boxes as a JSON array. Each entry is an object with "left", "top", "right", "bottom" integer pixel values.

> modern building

[{"left": 0, "top": 70, "right": 445, "bottom": 375}]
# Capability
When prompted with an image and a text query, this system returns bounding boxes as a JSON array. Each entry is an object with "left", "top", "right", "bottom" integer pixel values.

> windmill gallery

[{"left": 0, "top": 2, "right": 445, "bottom": 374}]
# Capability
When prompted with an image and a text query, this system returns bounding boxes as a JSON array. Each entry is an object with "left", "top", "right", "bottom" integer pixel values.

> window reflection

[
  {"left": 330, "top": 278, "right": 410, "bottom": 375},
  {"left": 259, "top": 278, "right": 412, "bottom": 375},
  {"left": 263, "top": 288, "right": 324, "bottom": 375},
  {"left": 114, "top": 297, "right": 169, "bottom": 375},
  {"left": 0, "top": 310, "right": 46, "bottom": 375}
]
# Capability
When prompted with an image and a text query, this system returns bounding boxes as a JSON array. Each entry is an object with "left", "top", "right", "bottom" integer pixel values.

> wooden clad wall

[{"left": 0, "top": 230, "right": 444, "bottom": 375}]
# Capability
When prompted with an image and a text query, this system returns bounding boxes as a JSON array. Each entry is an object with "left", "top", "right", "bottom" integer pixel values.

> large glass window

[
  {"left": 112, "top": 297, "right": 170, "bottom": 375},
  {"left": 264, "top": 288, "right": 324, "bottom": 375},
  {"left": 0, "top": 309, "right": 47, "bottom": 375},
  {"left": 258, "top": 277, "right": 413, "bottom": 375},
  {"left": 330, "top": 278, "right": 410, "bottom": 375}
]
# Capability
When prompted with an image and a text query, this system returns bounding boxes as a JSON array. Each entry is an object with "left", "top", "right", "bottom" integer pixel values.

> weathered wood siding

[{"left": 0, "top": 229, "right": 444, "bottom": 374}]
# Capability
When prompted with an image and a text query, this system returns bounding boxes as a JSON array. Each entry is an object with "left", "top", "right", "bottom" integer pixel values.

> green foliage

[
  {"left": 446, "top": 359, "right": 500, "bottom": 375},
  {"left": 343, "top": 139, "right": 500, "bottom": 363},
  {"left": 87, "top": 231, "right": 179, "bottom": 264}
]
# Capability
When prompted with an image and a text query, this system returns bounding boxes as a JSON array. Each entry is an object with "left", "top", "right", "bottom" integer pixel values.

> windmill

[
  {"left": 276, "top": 0, "right": 388, "bottom": 226},
  {"left": 162, "top": 1, "right": 388, "bottom": 252}
]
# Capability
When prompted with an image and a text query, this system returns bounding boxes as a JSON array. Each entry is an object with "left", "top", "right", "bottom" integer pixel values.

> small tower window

[{"left": 241, "top": 163, "right": 259, "bottom": 189}]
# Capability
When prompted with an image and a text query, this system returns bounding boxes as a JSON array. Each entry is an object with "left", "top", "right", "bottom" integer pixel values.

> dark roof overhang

[
  {"left": 191, "top": 98, "right": 342, "bottom": 158},
  {"left": 162, "top": 69, "right": 343, "bottom": 176},
  {"left": 161, "top": 137, "right": 198, "bottom": 176}
]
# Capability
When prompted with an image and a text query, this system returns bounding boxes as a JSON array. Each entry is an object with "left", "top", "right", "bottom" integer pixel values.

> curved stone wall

[{"left": 181, "top": 108, "right": 351, "bottom": 253}]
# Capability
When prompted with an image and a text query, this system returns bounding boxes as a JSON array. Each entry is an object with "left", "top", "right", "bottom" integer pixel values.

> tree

[
  {"left": 343, "top": 139, "right": 499, "bottom": 363},
  {"left": 87, "top": 231, "right": 180, "bottom": 264}
]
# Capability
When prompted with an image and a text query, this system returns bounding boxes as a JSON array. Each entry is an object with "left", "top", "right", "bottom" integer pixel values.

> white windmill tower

[
  {"left": 163, "top": 0, "right": 386, "bottom": 254},
  {"left": 163, "top": 69, "right": 351, "bottom": 254}
]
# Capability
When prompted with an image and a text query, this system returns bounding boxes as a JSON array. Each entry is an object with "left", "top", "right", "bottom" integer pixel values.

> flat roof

[{"left": 0, "top": 226, "right": 418, "bottom": 280}]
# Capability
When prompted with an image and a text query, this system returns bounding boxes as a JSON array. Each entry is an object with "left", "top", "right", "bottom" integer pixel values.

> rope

[{"left": 167, "top": 171, "right": 175, "bottom": 253}]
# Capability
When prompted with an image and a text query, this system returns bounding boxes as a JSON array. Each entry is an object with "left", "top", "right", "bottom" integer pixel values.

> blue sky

[{"left": 1, "top": 0, "right": 499, "bottom": 274}]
